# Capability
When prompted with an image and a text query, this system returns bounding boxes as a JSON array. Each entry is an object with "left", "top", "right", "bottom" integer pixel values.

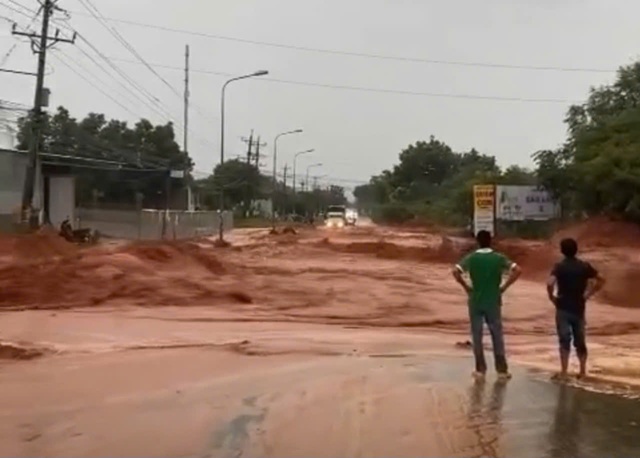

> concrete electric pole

[{"left": 13, "top": 0, "right": 75, "bottom": 226}]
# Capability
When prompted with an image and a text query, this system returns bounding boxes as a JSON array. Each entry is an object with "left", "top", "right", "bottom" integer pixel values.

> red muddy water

[{"left": 0, "top": 218, "right": 639, "bottom": 456}]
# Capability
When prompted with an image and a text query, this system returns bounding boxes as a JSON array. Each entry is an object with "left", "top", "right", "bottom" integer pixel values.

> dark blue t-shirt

[{"left": 551, "top": 258, "right": 598, "bottom": 317}]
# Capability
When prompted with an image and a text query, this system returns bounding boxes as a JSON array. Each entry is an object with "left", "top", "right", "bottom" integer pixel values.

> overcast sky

[{"left": 1, "top": 0, "right": 639, "bottom": 190}]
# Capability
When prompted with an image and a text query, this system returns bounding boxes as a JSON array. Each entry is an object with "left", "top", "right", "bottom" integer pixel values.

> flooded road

[
  {"left": 1, "top": 333, "right": 639, "bottom": 457},
  {"left": 1, "top": 222, "right": 640, "bottom": 456}
]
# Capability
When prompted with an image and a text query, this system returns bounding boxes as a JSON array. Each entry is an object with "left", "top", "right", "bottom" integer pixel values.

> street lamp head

[
  {"left": 294, "top": 129, "right": 303, "bottom": 133},
  {"left": 253, "top": 70, "right": 269, "bottom": 76}
]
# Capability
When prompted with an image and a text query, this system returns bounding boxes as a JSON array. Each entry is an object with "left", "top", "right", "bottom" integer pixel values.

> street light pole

[
  {"left": 218, "top": 70, "right": 268, "bottom": 241},
  {"left": 272, "top": 129, "right": 303, "bottom": 229},
  {"left": 293, "top": 149, "right": 314, "bottom": 196},
  {"left": 292, "top": 148, "right": 314, "bottom": 214}
]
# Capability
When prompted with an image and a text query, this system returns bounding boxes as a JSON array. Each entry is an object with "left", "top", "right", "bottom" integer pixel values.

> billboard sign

[
  {"left": 473, "top": 184, "right": 495, "bottom": 236},
  {"left": 496, "top": 185, "right": 559, "bottom": 221}
]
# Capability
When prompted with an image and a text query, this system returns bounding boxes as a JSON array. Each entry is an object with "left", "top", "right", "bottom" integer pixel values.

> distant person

[
  {"left": 452, "top": 230, "right": 522, "bottom": 380},
  {"left": 547, "top": 238, "right": 605, "bottom": 379}
]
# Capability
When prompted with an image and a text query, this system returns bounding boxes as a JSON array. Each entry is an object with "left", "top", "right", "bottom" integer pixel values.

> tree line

[
  {"left": 354, "top": 61, "right": 640, "bottom": 226},
  {"left": 16, "top": 108, "right": 347, "bottom": 216},
  {"left": 198, "top": 158, "right": 347, "bottom": 217}
]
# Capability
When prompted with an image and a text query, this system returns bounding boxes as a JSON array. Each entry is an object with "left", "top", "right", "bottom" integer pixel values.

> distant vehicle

[
  {"left": 324, "top": 205, "right": 358, "bottom": 228},
  {"left": 345, "top": 208, "right": 358, "bottom": 226},
  {"left": 325, "top": 205, "right": 347, "bottom": 228}
]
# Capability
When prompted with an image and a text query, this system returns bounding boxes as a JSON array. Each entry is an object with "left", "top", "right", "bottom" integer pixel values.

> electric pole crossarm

[
  {"left": 0, "top": 68, "right": 37, "bottom": 76},
  {"left": 12, "top": 31, "right": 76, "bottom": 44}
]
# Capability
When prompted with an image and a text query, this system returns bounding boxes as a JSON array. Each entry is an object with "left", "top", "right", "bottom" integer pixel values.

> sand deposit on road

[{"left": 0, "top": 219, "right": 639, "bottom": 456}]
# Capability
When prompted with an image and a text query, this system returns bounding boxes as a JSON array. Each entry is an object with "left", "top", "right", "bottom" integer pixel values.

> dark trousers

[
  {"left": 469, "top": 307, "right": 508, "bottom": 373},
  {"left": 555, "top": 309, "right": 587, "bottom": 357}
]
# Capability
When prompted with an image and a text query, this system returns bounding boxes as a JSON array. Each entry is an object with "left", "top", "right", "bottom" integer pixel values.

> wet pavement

[
  {"left": 1, "top": 320, "right": 639, "bottom": 457},
  {"left": 411, "top": 357, "right": 640, "bottom": 458}
]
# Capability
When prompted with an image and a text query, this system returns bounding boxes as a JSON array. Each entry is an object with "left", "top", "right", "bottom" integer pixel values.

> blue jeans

[
  {"left": 555, "top": 309, "right": 587, "bottom": 357},
  {"left": 469, "top": 307, "right": 508, "bottom": 373}
]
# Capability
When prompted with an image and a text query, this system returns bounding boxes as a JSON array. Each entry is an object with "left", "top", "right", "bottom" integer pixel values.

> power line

[
  {"left": 59, "top": 44, "right": 180, "bottom": 124},
  {"left": 0, "top": 1, "right": 34, "bottom": 19},
  {"left": 40, "top": 160, "right": 167, "bottom": 173},
  {"left": 66, "top": 44, "right": 161, "bottom": 113},
  {"left": 109, "top": 56, "right": 579, "bottom": 104},
  {"left": 74, "top": 34, "right": 178, "bottom": 122},
  {"left": 4, "top": 0, "right": 33, "bottom": 14},
  {"left": 40, "top": 151, "right": 166, "bottom": 170},
  {"left": 68, "top": 3, "right": 221, "bottom": 127},
  {"left": 54, "top": 41, "right": 221, "bottom": 160},
  {"left": 58, "top": 15, "right": 220, "bottom": 153},
  {"left": 71, "top": 34, "right": 221, "bottom": 152},
  {"left": 47, "top": 5, "right": 184, "bottom": 127},
  {"left": 67, "top": 10, "right": 615, "bottom": 74},
  {"left": 50, "top": 9, "right": 221, "bottom": 127},
  {"left": 76, "top": 0, "right": 182, "bottom": 98},
  {"left": 50, "top": 50, "right": 140, "bottom": 117},
  {"left": 1, "top": 2, "right": 43, "bottom": 66}
]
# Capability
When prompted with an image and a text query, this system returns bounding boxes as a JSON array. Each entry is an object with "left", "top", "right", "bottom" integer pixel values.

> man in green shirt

[{"left": 452, "top": 230, "right": 521, "bottom": 380}]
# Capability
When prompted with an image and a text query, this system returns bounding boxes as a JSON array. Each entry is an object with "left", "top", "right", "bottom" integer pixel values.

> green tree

[
  {"left": 500, "top": 165, "right": 536, "bottom": 185},
  {"left": 200, "top": 159, "right": 263, "bottom": 211},
  {"left": 549, "top": 61, "right": 640, "bottom": 221},
  {"left": 16, "top": 106, "right": 192, "bottom": 209}
]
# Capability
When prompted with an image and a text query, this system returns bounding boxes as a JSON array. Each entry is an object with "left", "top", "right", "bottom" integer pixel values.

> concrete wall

[
  {"left": 0, "top": 151, "right": 27, "bottom": 215},
  {"left": 76, "top": 208, "right": 234, "bottom": 240},
  {"left": 49, "top": 175, "right": 75, "bottom": 228}
]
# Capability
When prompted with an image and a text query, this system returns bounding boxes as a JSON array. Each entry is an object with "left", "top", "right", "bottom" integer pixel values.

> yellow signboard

[{"left": 473, "top": 185, "right": 495, "bottom": 235}]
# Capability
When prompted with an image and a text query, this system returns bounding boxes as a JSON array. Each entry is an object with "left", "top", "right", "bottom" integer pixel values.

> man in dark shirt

[{"left": 547, "top": 238, "right": 605, "bottom": 379}]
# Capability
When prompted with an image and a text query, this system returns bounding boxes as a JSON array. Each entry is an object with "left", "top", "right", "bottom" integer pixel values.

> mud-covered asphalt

[{"left": 1, "top": 219, "right": 640, "bottom": 456}]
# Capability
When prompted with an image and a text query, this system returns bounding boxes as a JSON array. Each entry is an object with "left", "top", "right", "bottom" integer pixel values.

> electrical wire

[
  {"left": 74, "top": 35, "right": 179, "bottom": 122},
  {"left": 50, "top": 50, "right": 141, "bottom": 117},
  {"left": 39, "top": 160, "right": 167, "bottom": 173},
  {"left": 58, "top": 46, "right": 177, "bottom": 123},
  {"left": 1, "top": 2, "right": 43, "bottom": 67},
  {"left": 77, "top": 0, "right": 181, "bottom": 98},
  {"left": 108, "top": 56, "right": 580, "bottom": 104},
  {"left": 68, "top": 2, "right": 221, "bottom": 150},
  {"left": 67, "top": 10, "right": 615, "bottom": 74},
  {"left": 4, "top": 0, "right": 33, "bottom": 15},
  {"left": 0, "top": 0, "right": 33, "bottom": 19},
  {"left": 7, "top": 2, "right": 212, "bottom": 156}
]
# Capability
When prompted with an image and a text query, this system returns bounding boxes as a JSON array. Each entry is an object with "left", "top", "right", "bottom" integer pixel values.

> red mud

[
  {"left": 0, "top": 343, "right": 47, "bottom": 360},
  {"left": 318, "top": 236, "right": 474, "bottom": 264},
  {"left": 0, "top": 230, "right": 78, "bottom": 261},
  {"left": 2, "top": 216, "right": 640, "bottom": 449},
  {"left": 0, "top": 239, "right": 247, "bottom": 310},
  {"left": 553, "top": 216, "right": 640, "bottom": 248}
]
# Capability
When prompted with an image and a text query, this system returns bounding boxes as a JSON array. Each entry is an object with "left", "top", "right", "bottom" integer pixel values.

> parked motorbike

[{"left": 59, "top": 219, "right": 100, "bottom": 245}]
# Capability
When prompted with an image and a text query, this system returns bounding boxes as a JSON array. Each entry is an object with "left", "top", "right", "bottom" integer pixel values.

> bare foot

[
  {"left": 551, "top": 372, "right": 569, "bottom": 381},
  {"left": 576, "top": 372, "right": 587, "bottom": 380},
  {"left": 472, "top": 371, "right": 486, "bottom": 381},
  {"left": 497, "top": 372, "right": 512, "bottom": 381}
]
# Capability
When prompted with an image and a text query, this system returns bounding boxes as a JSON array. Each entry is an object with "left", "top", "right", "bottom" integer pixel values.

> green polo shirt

[{"left": 456, "top": 248, "right": 515, "bottom": 312}]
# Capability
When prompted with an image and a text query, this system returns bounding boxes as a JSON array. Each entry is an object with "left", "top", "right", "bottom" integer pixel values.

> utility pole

[
  {"left": 241, "top": 129, "right": 254, "bottom": 164},
  {"left": 283, "top": 164, "right": 288, "bottom": 190},
  {"left": 254, "top": 136, "right": 266, "bottom": 168},
  {"left": 183, "top": 44, "right": 192, "bottom": 211},
  {"left": 282, "top": 164, "right": 289, "bottom": 216},
  {"left": 13, "top": 0, "right": 75, "bottom": 226},
  {"left": 239, "top": 129, "right": 254, "bottom": 216},
  {"left": 184, "top": 44, "right": 189, "bottom": 154}
]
